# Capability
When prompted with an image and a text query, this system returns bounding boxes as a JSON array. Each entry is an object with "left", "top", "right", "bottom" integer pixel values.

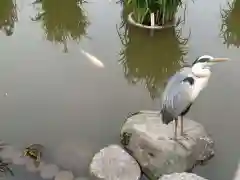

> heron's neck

[{"left": 191, "top": 64, "right": 211, "bottom": 78}]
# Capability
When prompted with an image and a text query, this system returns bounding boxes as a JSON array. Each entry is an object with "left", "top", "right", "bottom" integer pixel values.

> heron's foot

[
  {"left": 169, "top": 136, "right": 180, "bottom": 142},
  {"left": 181, "top": 132, "right": 189, "bottom": 140}
]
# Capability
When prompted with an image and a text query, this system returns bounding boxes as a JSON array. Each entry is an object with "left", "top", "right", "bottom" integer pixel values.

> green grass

[
  {"left": 0, "top": 0, "right": 17, "bottom": 36},
  {"left": 124, "top": 0, "right": 183, "bottom": 25},
  {"left": 117, "top": 23, "right": 188, "bottom": 99},
  {"left": 32, "top": 0, "right": 89, "bottom": 52},
  {"left": 221, "top": 0, "right": 240, "bottom": 48}
]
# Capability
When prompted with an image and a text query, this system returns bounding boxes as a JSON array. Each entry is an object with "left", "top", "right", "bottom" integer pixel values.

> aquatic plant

[
  {"left": 220, "top": 0, "right": 240, "bottom": 48},
  {"left": 0, "top": 159, "right": 14, "bottom": 177},
  {"left": 117, "top": 22, "right": 188, "bottom": 99},
  {"left": 32, "top": 0, "right": 89, "bottom": 52},
  {"left": 23, "top": 144, "right": 44, "bottom": 167},
  {"left": 124, "top": 0, "right": 183, "bottom": 26},
  {"left": 0, "top": 0, "right": 18, "bottom": 36}
]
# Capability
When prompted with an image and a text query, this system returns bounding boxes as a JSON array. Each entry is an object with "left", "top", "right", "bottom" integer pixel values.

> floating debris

[
  {"left": 55, "top": 171, "right": 74, "bottom": 180},
  {"left": 40, "top": 164, "right": 59, "bottom": 179},
  {"left": 0, "top": 158, "right": 14, "bottom": 176},
  {"left": 80, "top": 49, "right": 105, "bottom": 68},
  {"left": 23, "top": 144, "right": 44, "bottom": 167}
]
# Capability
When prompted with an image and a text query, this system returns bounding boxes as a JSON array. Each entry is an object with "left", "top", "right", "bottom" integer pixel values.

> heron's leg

[
  {"left": 174, "top": 118, "right": 178, "bottom": 140},
  {"left": 181, "top": 116, "right": 184, "bottom": 136},
  {"left": 181, "top": 116, "right": 189, "bottom": 140}
]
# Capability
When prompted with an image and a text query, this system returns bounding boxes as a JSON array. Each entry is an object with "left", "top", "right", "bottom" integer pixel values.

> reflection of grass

[
  {"left": 0, "top": 0, "right": 18, "bottom": 36},
  {"left": 221, "top": 0, "right": 240, "bottom": 48},
  {"left": 118, "top": 23, "right": 188, "bottom": 99},
  {"left": 32, "top": 0, "right": 89, "bottom": 52}
]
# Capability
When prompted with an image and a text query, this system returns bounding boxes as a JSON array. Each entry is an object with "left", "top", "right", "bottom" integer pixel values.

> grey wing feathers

[
  {"left": 161, "top": 67, "right": 191, "bottom": 102},
  {"left": 161, "top": 67, "right": 193, "bottom": 124}
]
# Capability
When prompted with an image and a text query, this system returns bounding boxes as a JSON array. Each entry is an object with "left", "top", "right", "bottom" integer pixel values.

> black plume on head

[{"left": 192, "top": 56, "right": 211, "bottom": 65}]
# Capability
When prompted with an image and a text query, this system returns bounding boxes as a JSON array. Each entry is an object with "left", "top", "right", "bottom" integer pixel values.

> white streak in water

[{"left": 80, "top": 49, "right": 105, "bottom": 68}]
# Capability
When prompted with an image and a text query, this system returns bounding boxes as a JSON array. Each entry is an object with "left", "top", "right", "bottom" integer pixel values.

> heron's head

[
  {"left": 192, "top": 55, "right": 230, "bottom": 67},
  {"left": 192, "top": 55, "right": 230, "bottom": 77}
]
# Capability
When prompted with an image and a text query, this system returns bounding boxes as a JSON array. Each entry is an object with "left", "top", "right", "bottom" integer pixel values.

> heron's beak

[{"left": 211, "top": 58, "right": 230, "bottom": 62}]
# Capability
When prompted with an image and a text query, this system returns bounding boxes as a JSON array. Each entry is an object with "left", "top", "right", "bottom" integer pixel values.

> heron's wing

[
  {"left": 162, "top": 78, "right": 193, "bottom": 118},
  {"left": 162, "top": 67, "right": 192, "bottom": 102}
]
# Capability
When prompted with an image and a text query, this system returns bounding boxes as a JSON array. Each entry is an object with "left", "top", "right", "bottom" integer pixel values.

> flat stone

[
  {"left": 89, "top": 144, "right": 141, "bottom": 180},
  {"left": 120, "top": 111, "right": 214, "bottom": 179},
  {"left": 159, "top": 172, "right": 208, "bottom": 180}
]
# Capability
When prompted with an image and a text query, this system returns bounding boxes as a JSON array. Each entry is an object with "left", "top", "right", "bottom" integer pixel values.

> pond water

[{"left": 0, "top": 0, "right": 239, "bottom": 179}]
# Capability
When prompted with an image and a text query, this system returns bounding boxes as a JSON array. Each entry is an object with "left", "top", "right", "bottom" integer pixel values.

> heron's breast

[{"left": 191, "top": 77, "right": 209, "bottom": 100}]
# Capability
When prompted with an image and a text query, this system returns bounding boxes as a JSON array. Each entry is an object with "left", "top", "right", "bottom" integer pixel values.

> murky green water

[{"left": 0, "top": 0, "right": 239, "bottom": 179}]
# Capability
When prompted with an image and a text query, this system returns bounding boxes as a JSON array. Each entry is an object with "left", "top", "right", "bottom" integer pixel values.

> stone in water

[
  {"left": 75, "top": 177, "right": 88, "bottom": 180},
  {"left": 26, "top": 160, "right": 44, "bottom": 173},
  {"left": 40, "top": 164, "right": 59, "bottom": 179},
  {"left": 55, "top": 171, "right": 74, "bottom": 180},
  {"left": 90, "top": 144, "right": 141, "bottom": 180},
  {"left": 159, "top": 172, "right": 208, "bottom": 180},
  {"left": 120, "top": 111, "right": 215, "bottom": 179}
]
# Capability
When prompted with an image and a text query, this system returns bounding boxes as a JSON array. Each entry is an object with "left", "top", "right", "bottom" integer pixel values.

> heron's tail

[{"left": 161, "top": 109, "right": 174, "bottom": 125}]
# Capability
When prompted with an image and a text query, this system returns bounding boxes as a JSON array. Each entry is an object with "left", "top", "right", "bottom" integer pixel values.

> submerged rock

[
  {"left": 26, "top": 160, "right": 44, "bottom": 173},
  {"left": 120, "top": 111, "right": 215, "bottom": 179},
  {"left": 75, "top": 177, "right": 88, "bottom": 180},
  {"left": 55, "top": 171, "right": 74, "bottom": 180},
  {"left": 89, "top": 144, "right": 141, "bottom": 180},
  {"left": 40, "top": 164, "right": 59, "bottom": 179},
  {"left": 54, "top": 141, "right": 94, "bottom": 176}
]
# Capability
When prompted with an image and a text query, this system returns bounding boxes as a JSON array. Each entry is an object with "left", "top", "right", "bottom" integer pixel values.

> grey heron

[{"left": 161, "top": 55, "right": 230, "bottom": 140}]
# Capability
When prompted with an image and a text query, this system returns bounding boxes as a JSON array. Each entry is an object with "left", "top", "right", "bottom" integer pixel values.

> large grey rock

[
  {"left": 89, "top": 144, "right": 141, "bottom": 180},
  {"left": 159, "top": 172, "right": 208, "bottom": 180},
  {"left": 120, "top": 111, "right": 214, "bottom": 179}
]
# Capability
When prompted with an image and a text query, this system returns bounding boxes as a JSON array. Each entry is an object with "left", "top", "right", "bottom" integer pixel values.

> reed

[
  {"left": 0, "top": 0, "right": 17, "bottom": 36},
  {"left": 221, "top": 0, "right": 240, "bottom": 48},
  {"left": 124, "top": 0, "right": 183, "bottom": 26}
]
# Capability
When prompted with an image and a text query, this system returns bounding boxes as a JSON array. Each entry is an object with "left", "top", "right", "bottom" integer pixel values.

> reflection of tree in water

[
  {"left": 32, "top": 0, "right": 89, "bottom": 52},
  {"left": 0, "top": 0, "right": 18, "bottom": 36},
  {"left": 118, "top": 23, "right": 188, "bottom": 99},
  {"left": 221, "top": 0, "right": 240, "bottom": 48}
]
